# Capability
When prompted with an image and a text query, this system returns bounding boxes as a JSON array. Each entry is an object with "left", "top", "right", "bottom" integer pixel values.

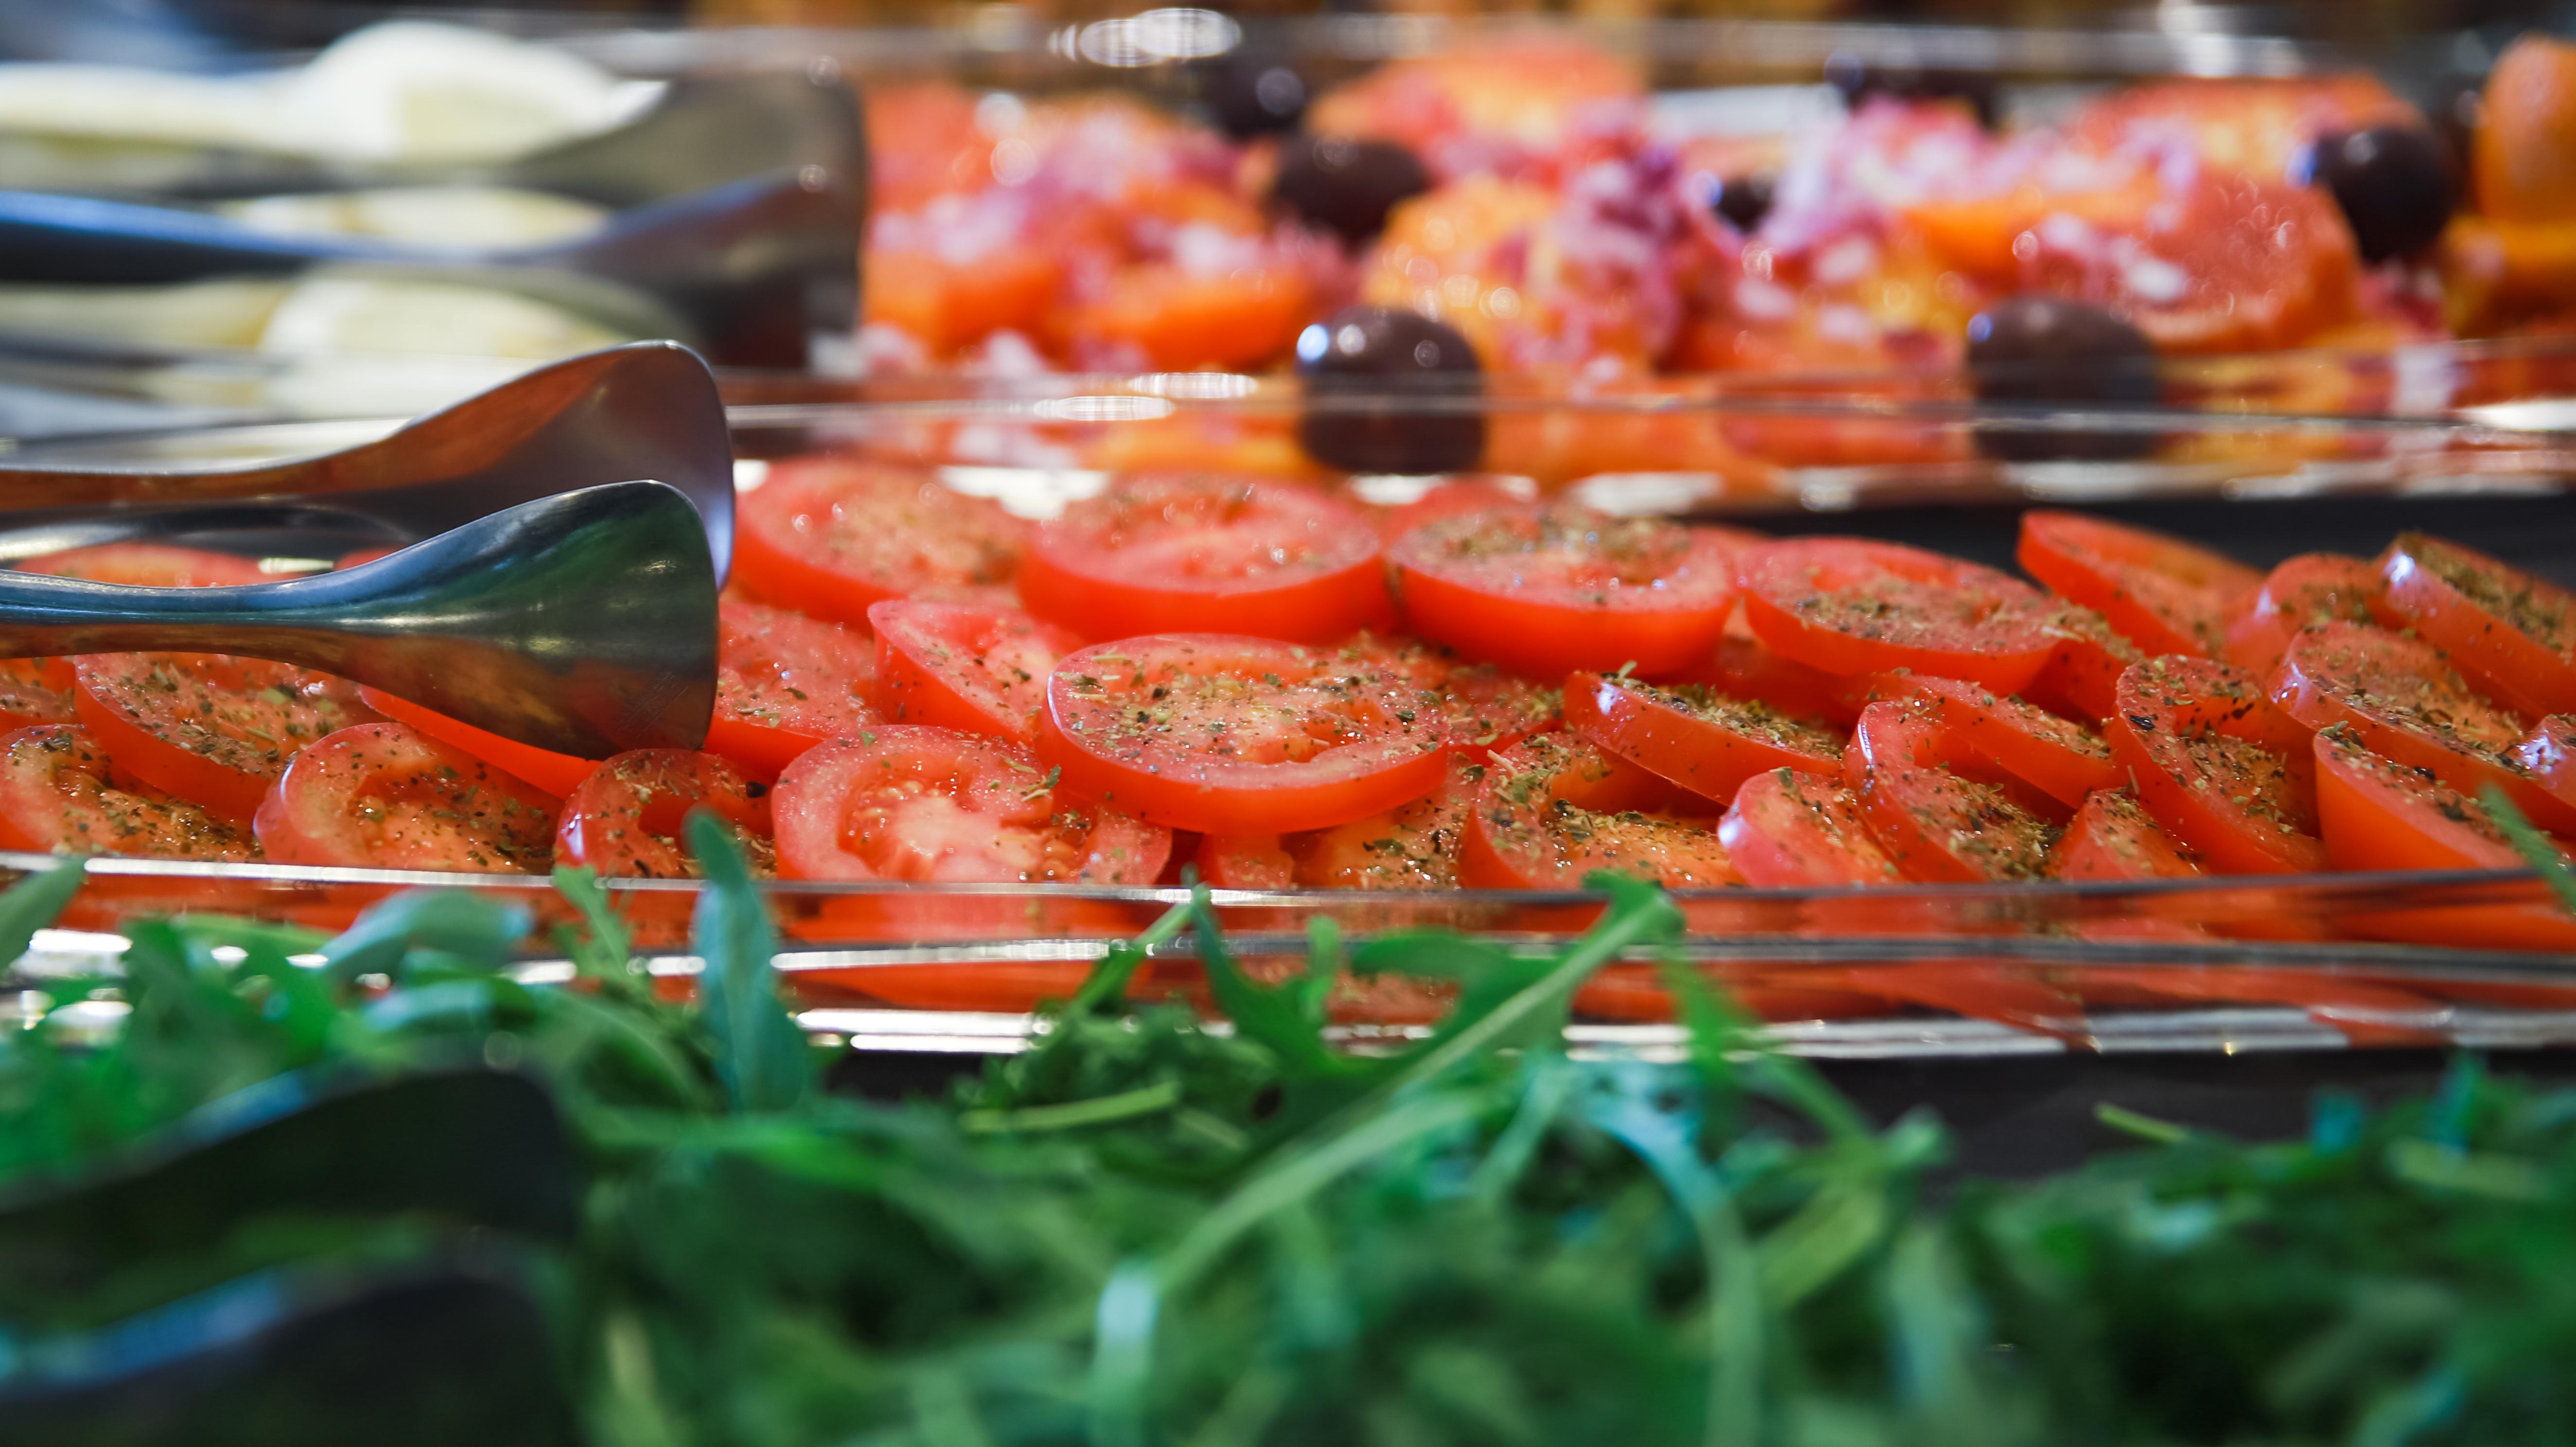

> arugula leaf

[
  {"left": 0, "top": 858, "right": 83, "bottom": 966},
  {"left": 688, "top": 809, "right": 809, "bottom": 1113}
]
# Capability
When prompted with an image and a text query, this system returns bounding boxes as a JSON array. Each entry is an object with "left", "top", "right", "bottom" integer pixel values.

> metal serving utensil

[
  {"left": 0, "top": 340, "right": 736, "bottom": 584},
  {"left": 0, "top": 478, "right": 715, "bottom": 757}
]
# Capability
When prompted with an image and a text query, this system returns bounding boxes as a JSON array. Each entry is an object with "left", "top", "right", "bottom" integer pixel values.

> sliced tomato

[
  {"left": 1197, "top": 753, "right": 1481, "bottom": 891},
  {"left": 1366, "top": 477, "right": 1536, "bottom": 541},
  {"left": 1461, "top": 732, "right": 1739, "bottom": 890},
  {"left": 1841, "top": 673, "right": 2121, "bottom": 816},
  {"left": 1716, "top": 767, "right": 1902, "bottom": 887},
  {"left": 2026, "top": 603, "right": 2145, "bottom": 724},
  {"left": 1334, "top": 634, "right": 1560, "bottom": 754},
  {"left": 1735, "top": 537, "right": 2059, "bottom": 695},
  {"left": 0, "top": 657, "right": 76, "bottom": 732},
  {"left": 1387, "top": 505, "right": 1739, "bottom": 677},
  {"left": 2221, "top": 552, "right": 2383, "bottom": 677},
  {"left": 1038, "top": 635, "right": 1448, "bottom": 834},
  {"left": 2513, "top": 713, "right": 2576, "bottom": 827},
  {"left": 1018, "top": 475, "right": 1388, "bottom": 644},
  {"left": 707, "top": 597, "right": 882, "bottom": 780},
  {"left": 2375, "top": 532, "right": 2576, "bottom": 720},
  {"left": 254, "top": 722, "right": 558, "bottom": 872},
  {"left": 359, "top": 688, "right": 590, "bottom": 798},
  {"left": 773, "top": 724, "right": 1168, "bottom": 883},
  {"left": 1676, "top": 623, "right": 1858, "bottom": 728},
  {"left": 2105, "top": 656, "right": 2327, "bottom": 875},
  {"left": 867, "top": 598, "right": 1080, "bottom": 747},
  {"left": 1843, "top": 700, "right": 2061, "bottom": 882},
  {"left": 556, "top": 750, "right": 776, "bottom": 879},
  {"left": 0, "top": 724, "right": 255, "bottom": 859},
  {"left": 76, "top": 653, "right": 380, "bottom": 823},
  {"left": 2050, "top": 788, "right": 2201, "bottom": 882},
  {"left": 18, "top": 544, "right": 268, "bottom": 588},
  {"left": 734, "top": 458, "right": 1032, "bottom": 625},
  {"left": 2016, "top": 511, "right": 2261, "bottom": 659},
  {"left": 2313, "top": 723, "right": 2576, "bottom": 951},
  {"left": 1562, "top": 670, "right": 1843, "bottom": 805}
]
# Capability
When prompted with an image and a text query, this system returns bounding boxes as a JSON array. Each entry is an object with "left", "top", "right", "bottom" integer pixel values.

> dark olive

[
  {"left": 1824, "top": 51, "right": 1998, "bottom": 129},
  {"left": 2296, "top": 124, "right": 2456, "bottom": 264},
  {"left": 1710, "top": 172, "right": 1775, "bottom": 233},
  {"left": 1273, "top": 134, "right": 1432, "bottom": 246},
  {"left": 1295, "top": 304, "right": 1484, "bottom": 475},
  {"left": 1205, "top": 50, "right": 1308, "bottom": 138},
  {"left": 1964, "top": 294, "right": 2161, "bottom": 461}
]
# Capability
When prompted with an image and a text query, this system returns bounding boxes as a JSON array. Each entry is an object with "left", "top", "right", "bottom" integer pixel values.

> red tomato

[
  {"left": 2050, "top": 788, "right": 2200, "bottom": 882},
  {"left": 18, "top": 544, "right": 268, "bottom": 588},
  {"left": 1735, "top": 538, "right": 2058, "bottom": 694},
  {"left": 772, "top": 725, "right": 1168, "bottom": 883},
  {"left": 706, "top": 597, "right": 882, "bottom": 780},
  {"left": 1387, "top": 506, "right": 1739, "bottom": 678},
  {"left": 1716, "top": 767, "right": 1901, "bottom": 887},
  {"left": 555, "top": 750, "right": 776, "bottom": 879},
  {"left": 2026, "top": 603, "right": 2145, "bottom": 724},
  {"left": 1842, "top": 701, "right": 2061, "bottom": 882},
  {"left": 1333, "top": 634, "right": 1561, "bottom": 754},
  {"left": 2268, "top": 620, "right": 2575, "bottom": 832},
  {"left": 1841, "top": 673, "right": 2122, "bottom": 816},
  {"left": 2220, "top": 552, "right": 2382, "bottom": 677},
  {"left": 2374, "top": 532, "right": 2576, "bottom": 720},
  {"left": 868, "top": 598, "right": 1080, "bottom": 746},
  {"left": 1037, "top": 635, "right": 1449, "bottom": 834},
  {"left": 0, "top": 657, "right": 76, "bottom": 732},
  {"left": 1018, "top": 475, "right": 1389, "bottom": 644},
  {"left": 2016, "top": 511, "right": 2261, "bottom": 658},
  {"left": 1366, "top": 477, "right": 1536, "bottom": 541},
  {"left": 76, "top": 654, "right": 380, "bottom": 823},
  {"left": 2313, "top": 723, "right": 2576, "bottom": 951},
  {"left": 2104, "top": 657, "right": 2327, "bottom": 875},
  {"left": 2513, "top": 714, "right": 2576, "bottom": 826},
  {"left": 1460, "top": 732, "right": 1738, "bottom": 890},
  {"left": 254, "top": 723, "right": 558, "bottom": 872},
  {"left": 1562, "top": 670, "right": 1843, "bottom": 805},
  {"left": 1196, "top": 753, "right": 1481, "bottom": 891},
  {"left": 359, "top": 688, "right": 590, "bottom": 798},
  {"left": 734, "top": 459, "right": 1031, "bottom": 625},
  {"left": 1674, "top": 623, "right": 1858, "bottom": 728},
  {"left": 0, "top": 724, "right": 254, "bottom": 859}
]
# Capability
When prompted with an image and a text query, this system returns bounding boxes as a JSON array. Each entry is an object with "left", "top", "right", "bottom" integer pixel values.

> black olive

[
  {"left": 1824, "top": 50, "right": 1998, "bottom": 129},
  {"left": 1273, "top": 134, "right": 1432, "bottom": 246},
  {"left": 1710, "top": 172, "right": 1775, "bottom": 233},
  {"left": 1295, "top": 304, "right": 1485, "bottom": 475},
  {"left": 2296, "top": 124, "right": 2457, "bottom": 264},
  {"left": 1205, "top": 50, "right": 1308, "bottom": 138},
  {"left": 1964, "top": 294, "right": 2161, "bottom": 461}
]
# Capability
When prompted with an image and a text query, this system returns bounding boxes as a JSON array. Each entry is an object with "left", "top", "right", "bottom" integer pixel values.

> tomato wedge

[
  {"left": 1562, "top": 670, "right": 1843, "bottom": 806},
  {"left": 2026, "top": 603, "right": 2145, "bottom": 724},
  {"left": 734, "top": 458, "right": 1031, "bottom": 625},
  {"left": 868, "top": 598, "right": 1079, "bottom": 746},
  {"left": 359, "top": 688, "right": 590, "bottom": 798},
  {"left": 1843, "top": 700, "right": 2061, "bottom": 882},
  {"left": 2050, "top": 788, "right": 2200, "bottom": 882},
  {"left": 2375, "top": 532, "right": 2576, "bottom": 720},
  {"left": 254, "top": 722, "right": 558, "bottom": 872},
  {"left": 2221, "top": 552, "right": 2383, "bottom": 677},
  {"left": 1735, "top": 538, "right": 2059, "bottom": 694},
  {"left": 1018, "top": 475, "right": 1389, "bottom": 644},
  {"left": 1038, "top": 635, "right": 1448, "bottom": 834},
  {"left": 1335, "top": 634, "right": 1560, "bottom": 754},
  {"left": 1197, "top": 753, "right": 1481, "bottom": 891},
  {"left": 76, "top": 653, "right": 380, "bottom": 823},
  {"left": 1462, "top": 732, "right": 1737, "bottom": 890},
  {"left": 1716, "top": 767, "right": 1902, "bottom": 887},
  {"left": 2105, "top": 657, "right": 2327, "bottom": 875},
  {"left": 773, "top": 724, "right": 1168, "bottom": 884},
  {"left": 556, "top": 750, "right": 776, "bottom": 879},
  {"left": 2313, "top": 723, "right": 2576, "bottom": 951},
  {"left": 706, "top": 597, "right": 882, "bottom": 780},
  {"left": 0, "top": 724, "right": 255, "bottom": 859},
  {"left": 1843, "top": 674, "right": 2122, "bottom": 816},
  {"left": 2016, "top": 512, "right": 2261, "bottom": 658},
  {"left": 1388, "top": 505, "right": 1739, "bottom": 677},
  {"left": 18, "top": 544, "right": 268, "bottom": 588}
]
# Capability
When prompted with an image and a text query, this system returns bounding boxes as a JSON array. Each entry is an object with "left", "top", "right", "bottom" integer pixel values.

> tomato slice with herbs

[
  {"left": 2105, "top": 657, "right": 2327, "bottom": 875},
  {"left": 1038, "top": 635, "right": 1448, "bottom": 834},
  {"left": 556, "top": 750, "right": 776, "bottom": 879},
  {"left": 1842, "top": 673, "right": 2122, "bottom": 816},
  {"left": 1563, "top": 670, "right": 1844, "bottom": 805},
  {"left": 1735, "top": 537, "right": 2059, "bottom": 694},
  {"left": 1388, "top": 505, "right": 1739, "bottom": 678},
  {"left": 706, "top": 597, "right": 882, "bottom": 780},
  {"left": 2027, "top": 603, "right": 2146, "bottom": 724},
  {"left": 1843, "top": 700, "right": 2062, "bottom": 882},
  {"left": 0, "top": 724, "right": 255, "bottom": 859},
  {"left": 2374, "top": 532, "right": 2576, "bottom": 720},
  {"left": 1018, "top": 475, "right": 1389, "bottom": 644},
  {"left": 1717, "top": 767, "right": 1902, "bottom": 887},
  {"left": 2050, "top": 788, "right": 2201, "bottom": 882},
  {"left": 2221, "top": 552, "right": 2383, "bottom": 677},
  {"left": 76, "top": 653, "right": 381, "bottom": 823},
  {"left": 0, "top": 657, "right": 76, "bottom": 732},
  {"left": 734, "top": 458, "right": 1031, "bottom": 625},
  {"left": 1335, "top": 634, "right": 1560, "bottom": 754},
  {"left": 773, "top": 724, "right": 1168, "bottom": 884},
  {"left": 1197, "top": 753, "right": 1481, "bottom": 891},
  {"left": 359, "top": 688, "right": 589, "bottom": 798},
  {"left": 18, "top": 544, "right": 268, "bottom": 588},
  {"left": 1675, "top": 624, "right": 1857, "bottom": 728},
  {"left": 254, "top": 722, "right": 558, "bottom": 872},
  {"left": 2512, "top": 713, "right": 2576, "bottom": 826},
  {"left": 2313, "top": 723, "right": 2576, "bottom": 951},
  {"left": 2017, "top": 512, "right": 2261, "bottom": 658},
  {"left": 868, "top": 598, "right": 1079, "bottom": 746},
  {"left": 1461, "top": 732, "right": 1739, "bottom": 890}
]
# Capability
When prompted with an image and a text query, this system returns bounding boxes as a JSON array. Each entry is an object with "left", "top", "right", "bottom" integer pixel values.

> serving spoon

[{"left": 0, "top": 478, "right": 716, "bottom": 758}]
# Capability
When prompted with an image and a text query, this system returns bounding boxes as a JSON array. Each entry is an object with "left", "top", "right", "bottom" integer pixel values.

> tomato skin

[
  {"left": 2313, "top": 724, "right": 2576, "bottom": 951},
  {"left": 2221, "top": 552, "right": 2382, "bottom": 677},
  {"left": 18, "top": 544, "right": 268, "bottom": 588},
  {"left": 2104, "top": 656, "right": 2328, "bottom": 875},
  {"left": 1843, "top": 701, "right": 2061, "bottom": 883},
  {"left": 1716, "top": 767, "right": 1900, "bottom": 887},
  {"left": 706, "top": 597, "right": 882, "bottom": 781},
  {"left": 78, "top": 654, "right": 381, "bottom": 823},
  {"left": 0, "top": 724, "right": 254, "bottom": 859},
  {"left": 2016, "top": 511, "right": 2261, "bottom": 658},
  {"left": 1018, "top": 476, "right": 1390, "bottom": 644},
  {"left": 2050, "top": 788, "right": 2200, "bottom": 882},
  {"left": 1461, "top": 732, "right": 1738, "bottom": 890},
  {"left": 734, "top": 459, "right": 1031, "bottom": 626},
  {"left": 2374, "top": 532, "right": 2576, "bottom": 720},
  {"left": 254, "top": 723, "right": 558, "bottom": 872},
  {"left": 1842, "top": 673, "right": 2121, "bottom": 817},
  {"left": 1038, "top": 635, "right": 1449, "bottom": 834},
  {"left": 360, "top": 688, "right": 591, "bottom": 797},
  {"left": 1562, "top": 670, "right": 1843, "bottom": 805},
  {"left": 1735, "top": 537, "right": 2058, "bottom": 695},
  {"left": 1388, "top": 506, "right": 1739, "bottom": 678},
  {"left": 868, "top": 599, "right": 1081, "bottom": 746},
  {"left": 556, "top": 750, "right": 776, "bottom": 879}
]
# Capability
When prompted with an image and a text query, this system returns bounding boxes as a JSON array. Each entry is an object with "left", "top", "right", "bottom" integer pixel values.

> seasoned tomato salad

[{"left": 4, "top": 463, "right": 2572, "bottom": 952}]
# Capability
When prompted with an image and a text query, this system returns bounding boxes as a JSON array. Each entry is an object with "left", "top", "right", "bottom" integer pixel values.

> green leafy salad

[{"left": 4, "top": 812, "right": 2576, "bottom": 1445}]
